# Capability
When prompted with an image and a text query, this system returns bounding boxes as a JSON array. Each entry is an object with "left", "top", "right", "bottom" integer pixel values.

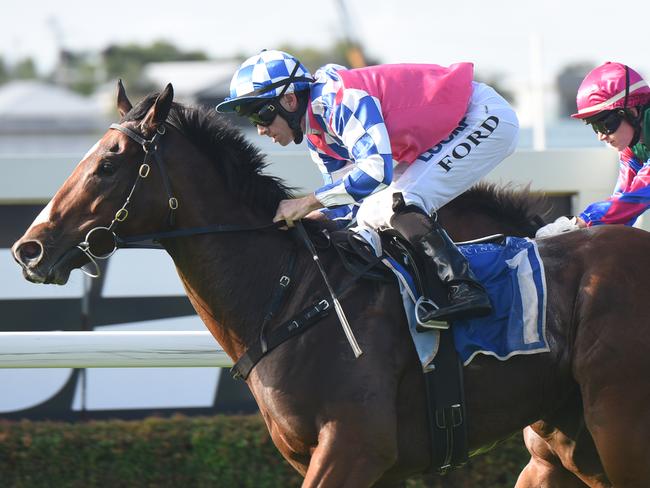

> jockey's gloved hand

[{"left": 535, "top": 216, "right": 580, "bottom": 239}]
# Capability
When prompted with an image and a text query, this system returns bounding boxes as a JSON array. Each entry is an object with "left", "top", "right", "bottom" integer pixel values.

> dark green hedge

[{"left": 0, "top": 415, "right": 529, "bottom": 487}]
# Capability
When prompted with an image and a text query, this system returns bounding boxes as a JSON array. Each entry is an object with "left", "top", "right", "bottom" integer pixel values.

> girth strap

[{"left": 423, "top": 328, "right": 469, "bottom": 473}]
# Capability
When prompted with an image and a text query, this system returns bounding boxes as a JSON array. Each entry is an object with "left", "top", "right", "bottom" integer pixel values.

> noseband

[{"left": 76, "top": 122, "right": 276, "bottom": 278}]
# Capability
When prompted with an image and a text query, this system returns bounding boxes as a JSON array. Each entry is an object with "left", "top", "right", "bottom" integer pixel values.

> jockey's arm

[
  {"left": 273, "top": 193, "right": 323, "bottom": 227},
  {"left": 311, "top": 89, "right": 394, "bottom": 207},
  {"left": 579, "top": 155, "right": 650, "bottom": 226},
  {"left": 273, "top": 90, "right": 394, "bottom": 228}
]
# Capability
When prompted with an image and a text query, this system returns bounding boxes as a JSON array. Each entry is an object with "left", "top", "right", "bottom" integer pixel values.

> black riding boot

[{"left": 390, "top": 200, "right": 492, "bottom": 326}]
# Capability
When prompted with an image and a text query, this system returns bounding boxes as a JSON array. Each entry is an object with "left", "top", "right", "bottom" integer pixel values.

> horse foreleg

[
  {"left": 301, "top": 420, "right": 398, "bottom": 488},
  {"left": 515, "top": 426, "right": 592, "bottom": 488}
]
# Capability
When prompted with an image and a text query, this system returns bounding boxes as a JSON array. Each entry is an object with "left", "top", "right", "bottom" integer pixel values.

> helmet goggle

[
  {"left": 588, "top": 110, "right": 625, "bottom": 135},
  {"left": 237, "top": 101, "right": 280, "bottom": 127}
]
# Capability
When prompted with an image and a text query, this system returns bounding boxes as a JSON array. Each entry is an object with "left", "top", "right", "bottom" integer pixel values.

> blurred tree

[
  {"left": 276, "top": 42, "right": 351, "bottom": 73},
  {"left": 50, "top": 50, "right": 99, "bottom": 95},
  {"left": 69, "top": 62, "right": 100, "bottom": 96},
  {"left": 13, "top": 58, "right": 37, "bottom": 79},
  {"left": 276, "top": 41, "right": 380, "bottom": 73},
  {"left": 0, "top": 57, "right": 8, "bottom": 84},
  {"left": 557, "top": 62, "right": 595, "bottom": 117},
  {"left": 102, "top": 40, "right": 208, "bottom": 93}
]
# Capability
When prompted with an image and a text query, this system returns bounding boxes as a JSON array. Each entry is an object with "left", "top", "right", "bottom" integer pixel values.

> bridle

[
  {"left": 109, "top": 123, "right": 179, "bottom": 226},
  {"left": 76, "top": 121, "right": 276, "bottom": 277},
  {"left": 73, "top": 119, "right": 363, "bottom": 357}
]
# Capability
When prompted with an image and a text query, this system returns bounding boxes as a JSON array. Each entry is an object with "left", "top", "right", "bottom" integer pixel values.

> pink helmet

[{"left": 572, "top": 62, "right": 650, "bottom": 119}]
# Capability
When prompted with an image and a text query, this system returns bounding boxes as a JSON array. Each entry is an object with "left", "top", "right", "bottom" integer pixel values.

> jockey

[
  {"left": 537, "top": 62, "right": 650, "bottom": 237},
  {"left": 217, "top": 50, "right": 520, "bottom": 324},
  {"left": 572, "top": 62, "right": 650, "bottom": 227}
]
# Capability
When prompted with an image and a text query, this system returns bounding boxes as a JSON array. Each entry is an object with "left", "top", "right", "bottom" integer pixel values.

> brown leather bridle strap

[
  {"left": 110, "top": 123, "right": 178, "bottom": 227},
  {"left": 76, "top": 121, "right": 281, "bottom": 277}
]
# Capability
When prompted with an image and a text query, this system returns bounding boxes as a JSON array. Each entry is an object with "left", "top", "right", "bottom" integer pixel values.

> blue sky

[{"left": 1, "top": 0, "right": 648, "bottom": 83}]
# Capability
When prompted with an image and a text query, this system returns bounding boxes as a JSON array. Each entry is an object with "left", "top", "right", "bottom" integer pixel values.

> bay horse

[{"left": 12, "top": 84, "right": 650, "bottom": 487}]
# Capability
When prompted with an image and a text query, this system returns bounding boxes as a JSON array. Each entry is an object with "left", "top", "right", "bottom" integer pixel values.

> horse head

[
  {"left": 12, "top": 81, "right": 179, "bottom": 284},
  {"left": 13, "top": 81, "right": 293, "bottom": 288}
]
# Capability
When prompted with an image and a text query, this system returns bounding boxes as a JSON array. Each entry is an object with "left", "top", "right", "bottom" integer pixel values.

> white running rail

[{"left": 0, "top": 331, "right": 233, "bottom": 368}]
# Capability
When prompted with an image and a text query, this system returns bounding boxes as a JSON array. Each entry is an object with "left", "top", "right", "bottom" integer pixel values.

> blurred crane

[{"left": 335, "top": 0, "right": 367, "bottom": 68}]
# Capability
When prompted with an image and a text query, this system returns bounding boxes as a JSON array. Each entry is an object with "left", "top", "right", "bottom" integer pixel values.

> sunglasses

[
  {"left": 235, "top": 101, "right": 279, "bottom": 127},
  {"left": 589, "top": 111, "right": 625, "bottom": 135}
]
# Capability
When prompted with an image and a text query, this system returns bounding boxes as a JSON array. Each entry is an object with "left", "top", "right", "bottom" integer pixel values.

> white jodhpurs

[{"left": 355, "top": 82, "right": 519, "bottom": 229}]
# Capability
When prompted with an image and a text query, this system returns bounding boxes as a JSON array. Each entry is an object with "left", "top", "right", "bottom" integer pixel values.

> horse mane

[
  {"left": 449, "top": 182, "right": 551, "bottom": 229},
  {"left": 122, "top": 93, "right": 294, "bottom": 216}
]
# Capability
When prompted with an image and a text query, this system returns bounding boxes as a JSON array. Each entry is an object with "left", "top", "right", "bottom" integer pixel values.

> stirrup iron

[{"left": 415, "top": 297, "right": 449, "bottom": 330}]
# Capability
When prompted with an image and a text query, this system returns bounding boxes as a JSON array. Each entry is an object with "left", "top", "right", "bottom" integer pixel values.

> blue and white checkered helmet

[{"left": 216, "top": 50, "right": 313, "bottom": 113}]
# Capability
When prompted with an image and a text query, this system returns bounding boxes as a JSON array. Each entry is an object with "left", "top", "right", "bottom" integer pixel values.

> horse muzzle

[{"left": 12, "top": 238, "right": 90, "bottom": 285}]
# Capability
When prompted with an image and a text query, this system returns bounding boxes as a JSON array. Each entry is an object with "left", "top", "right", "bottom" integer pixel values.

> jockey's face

[
  {"left": 256, "top": 109, "right": 293, "bottom": 146},
  {"left": 596, "top": 117, "right": 636, "bottom": 151},
  {"left": 256, "top": 94, "right": 302, "bottom": 147}
]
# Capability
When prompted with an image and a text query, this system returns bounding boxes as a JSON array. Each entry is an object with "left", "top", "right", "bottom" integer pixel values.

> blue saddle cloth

[
  {"left": 378, "top": 235, "right": 549, "bottom": 368},
  {"left": 452, "top": 237, "right": 549, "bottom": 364}
]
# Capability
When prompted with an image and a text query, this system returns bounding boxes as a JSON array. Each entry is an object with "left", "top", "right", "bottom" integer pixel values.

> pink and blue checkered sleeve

[
  {"left": 580, "top": 154, "right": 650, "bottom": 226},
  {"left": 313, "top": 88, "right": 394, "bottom": 206}
]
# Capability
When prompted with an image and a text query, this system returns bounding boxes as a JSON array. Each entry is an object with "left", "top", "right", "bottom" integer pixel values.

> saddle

[
  {"left": 329, "top": 227, "right": 505, "bottom": 318},
  {"left": 328, "top": 227, "right": 505, "bottom": 473}
]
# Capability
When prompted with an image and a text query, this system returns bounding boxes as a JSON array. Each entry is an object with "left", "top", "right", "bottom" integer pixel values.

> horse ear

[
  {"left": 116, "top": 79, "right": 132, "bottom": 117},
  {"left": 140, "top": 83, "right": 174, "bottom": 132}
]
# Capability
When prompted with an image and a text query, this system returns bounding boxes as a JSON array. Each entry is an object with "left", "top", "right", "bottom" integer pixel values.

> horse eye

[{"left": 98, "top": 161, "right": 116, "bottom": 176}]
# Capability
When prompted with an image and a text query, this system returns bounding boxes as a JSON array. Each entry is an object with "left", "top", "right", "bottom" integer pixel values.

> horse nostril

[{"left": 17, "top": 240, "right": 44, "bottom": 265}]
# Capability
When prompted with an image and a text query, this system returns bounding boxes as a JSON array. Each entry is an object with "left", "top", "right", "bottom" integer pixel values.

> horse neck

[
  {"left": 168, "top": 229, "right": 293, "bottom": 360},
  {"left": 156, "top": 138, "right": 295, "bottom": 360}
]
